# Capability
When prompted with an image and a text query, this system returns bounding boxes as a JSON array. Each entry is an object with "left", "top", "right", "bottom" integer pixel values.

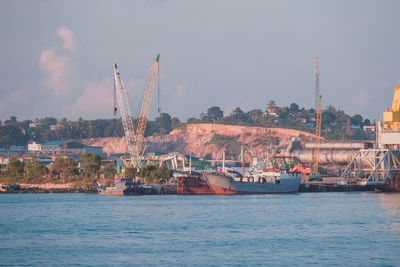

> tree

[
  {"left": 125, "top": 167, "right": 137, "bottom": 178},
  {"left": 171, "top": 117, "right": 183, "bottom": 129},
  {"left": 51, "top": 157, "right": 78, "bottom": 177},
  {"left": 38, "top": 117, "right": 58, "bottom": 127},
  {"left": 139, "top": 164, "right": 172, "bottom": 184},
  {"left": 7, "top": 158, "right": 24, "bottom": 179},
  {"left": 187, "top": 117, "right": 200, "bottom": 124},
  {"left": 156, "top": 113, "right": 172, "bottom": 135},
  {"left": 25, "top": 158, "right": 48, "bottom": 181},
  {"left": 351, "top": 114, "right": 363, "bottom": 126},
  {"left": 267, "top": 100, "right": 276, "bottom": 112},
  {"left": 248, "top": 109, "right": 263, "bottom": 124},
  {"left": 289, "top": 103, "right": 299, "bottom": 113},
  {"left": 207, "top": 106, "right": 224, "bottom": 122},
  {"left": 232, "top": 107, "right": 251, "bottom": 123},
  {"left": 363, "top": 119, "right": 371, "bottom": 126},
  {"left": 80, "top": 152, "right": 101, "bottom": 177},
  {"left": 4, "top": 116, "right": 17, "bottom": 125},
  {"left": 103, "top": 163, "right": 117, "bottom": 179}
]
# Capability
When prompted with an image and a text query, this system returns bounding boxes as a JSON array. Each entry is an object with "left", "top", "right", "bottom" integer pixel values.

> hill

[{"left": 81, "top": 123, "right": 317, "bottom": 160}]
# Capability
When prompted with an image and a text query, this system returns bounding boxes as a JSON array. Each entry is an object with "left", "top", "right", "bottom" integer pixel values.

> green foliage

[
  {"left": 37, "top": 117, "right": 58, "bottom": 127},
  {"left": 6, "top": 158, "right": 24, "bottom": 179},
  {"left": 0, "top": 101, "right": 375, "bottom": 150},
  {"left": 252, "top": 134, "right": 280, "bottom": 147},
  {"left": 124, "top": 167, "right": 137, "bottom": 178},
  {"left": 206, "top": 106, "right": 224, "bottom": 122},
  {"left": 24, "top": 158, "right": 48, "bottom": 181},
  {"left": 103, "top": 163, "right": 117, "bottom": 179},
  {"left": 80, "top": 152, "right": 101, "bottom": 177},
  {"left": 351, "top": 114, "right": 363, "bottom": 126},
  {"left": 139, "top": 164, "right": 172, "bottom": 184},
  {"left": 156, "top": 113, "right": 172, "bottom": 135},
  {"left": 51, "top": 157, "right": 78, "bottom": 177},
  {"left": 289, "top": 103, "right": 300, "bottom": 113},
  {"left": 206, "top": 134, "right": 241, "bottom": 159},
  {"left": 187, "top": 117, "right": 201, "bottom": 124},
  {"left": 171, "top": 117, "right": 183, "bottom": 129}
]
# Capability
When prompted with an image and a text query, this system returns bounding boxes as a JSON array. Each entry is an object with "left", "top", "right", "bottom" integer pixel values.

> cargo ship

[
  {"left": 203, "top": 169, "right": 301, "bottom": 194},
  {"left": 97, "top": 178, "right": 152, "bottom": 196},
  {"left": 175, "top": 170, "right": 213, "bottom": 195}
]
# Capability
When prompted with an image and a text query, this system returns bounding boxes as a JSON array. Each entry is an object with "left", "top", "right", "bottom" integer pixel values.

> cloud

[
  {"left": 38, "top": 48, "right": 72, "bottom": 96},
  {"left": 0, "top": 90, "right": 27, "bottom": 120},
  {"left": 38, "top": 27, "right": 76, "bottom": 96},
  {"left": 71, "top": 77, "right": 114, "bottom": 117},
  {"left": 56, "top": 27, "right": 76, "bottom": 51}
]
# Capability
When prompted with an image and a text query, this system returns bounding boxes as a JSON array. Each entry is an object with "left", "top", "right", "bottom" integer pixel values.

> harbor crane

[
  {"left": 113, "top": 54, "right": 160, "bottom": 169},
  {"left": 310, "top": 57, "right": 322, "bottom": 181}
]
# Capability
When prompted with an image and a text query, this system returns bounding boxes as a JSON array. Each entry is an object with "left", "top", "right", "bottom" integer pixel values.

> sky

[{"left": 0, "top": 0, "right": 400, "bottom": 123}]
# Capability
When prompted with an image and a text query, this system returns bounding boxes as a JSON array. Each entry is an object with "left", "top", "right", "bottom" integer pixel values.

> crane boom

[
  {"left": 311, "top": 56, "right": 322, "bottom": 179},
  {"left": 131, "top": 54, "right": 160, "bottom": 167},
  {"left": 313, "top": 96, "right": 322, "bottom": 174},
  {"left": 113, "top": 63, "right": 136, "bottom": 165}
]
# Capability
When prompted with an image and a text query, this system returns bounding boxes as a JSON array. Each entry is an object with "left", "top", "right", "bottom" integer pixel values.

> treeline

[
  {"left": 0, "top": 113, "right": 183, "bottom": 147},
  {"left": 187, "top": 101, "right": 374, "bottom": 140},
  {"left": 0, "top": 101, "right": 374, "bottom": 147},
  {"left": 0, "top": 152, "right": 172, "bottom": 185},
  {"left": 0, "top": 152, "right": 102, "bottom": 185}
]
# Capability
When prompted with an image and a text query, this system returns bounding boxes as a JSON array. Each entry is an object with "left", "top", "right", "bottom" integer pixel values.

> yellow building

[{"left": 383, "top": 81, "right": 400, "bottom": 130}]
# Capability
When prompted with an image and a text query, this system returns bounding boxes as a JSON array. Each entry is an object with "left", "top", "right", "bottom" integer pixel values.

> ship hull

[
  {"left": 203, "top": 172, "right": 301, "bottom": 195},
  {"left": 98, "top": 190, "right": 124, "bottom": 196},
  {"left": 375, "top": 174, "right": 400, "bottom": 192},
  {"left": 176, "top": 172, "right": 213, "bottom": 195}
]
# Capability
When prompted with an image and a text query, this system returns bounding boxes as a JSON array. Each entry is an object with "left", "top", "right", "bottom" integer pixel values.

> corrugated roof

[{"left": 42, "top": 140, "right": 73, "bottom": 146}]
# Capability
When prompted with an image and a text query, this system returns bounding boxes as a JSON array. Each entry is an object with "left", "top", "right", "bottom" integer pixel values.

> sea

[{"left": 0, "top": 192, "right": 399, "bottom": 266}]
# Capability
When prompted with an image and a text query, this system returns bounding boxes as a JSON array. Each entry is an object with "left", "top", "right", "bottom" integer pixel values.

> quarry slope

[{"left": 81, "top": 123, "right": 317, "bottom": 159}]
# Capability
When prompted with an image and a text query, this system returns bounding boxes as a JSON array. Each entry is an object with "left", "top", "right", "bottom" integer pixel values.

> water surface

[{"left": 1, "top": 192, "right": 399, "bottom": 266}]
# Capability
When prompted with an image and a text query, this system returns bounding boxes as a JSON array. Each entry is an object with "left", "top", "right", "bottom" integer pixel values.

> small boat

[
  {"left": 97, "top": 178, "right": 152, "bottom": 196},
  {"left": 203, "top": 169, "right": 301, "bottom": 195}
]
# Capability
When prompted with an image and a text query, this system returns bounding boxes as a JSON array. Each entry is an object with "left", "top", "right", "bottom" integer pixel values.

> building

[
  {"left": 41, "top": 140, "right": 103, "bottom": 155},
  {"left": 29, "top": 122, "right": 41, "bottom": 128},
  {"left": 28, "top": 142, "right": 42, "bottom": 152},
  {"left": 49, "top": 124, "right": 63, "bottom": 131},
  {"left": 377, "top": 81, "right": 400, "bottom": 149},
  {"left": 363, "top": 125, "right": 375, "bottom": 132}
]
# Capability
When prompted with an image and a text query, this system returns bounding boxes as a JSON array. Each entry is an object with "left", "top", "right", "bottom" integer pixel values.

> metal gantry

[
  {"left": 113, "top": 54, "right": 160, "bottom": 169},
  {"left": 132, "top": 54, "right": 160, "bottom": 167},
  {"left": 339, "top": 149, "right": 400, "bottom": 185},
  {"left": 113, "top": 63, "right": 136, "bottom": 166}
]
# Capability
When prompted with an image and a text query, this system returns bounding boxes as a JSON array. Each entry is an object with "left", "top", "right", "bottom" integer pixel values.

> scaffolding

[{"left": 339, "top": 149, "right": 400, "bottom": 185}]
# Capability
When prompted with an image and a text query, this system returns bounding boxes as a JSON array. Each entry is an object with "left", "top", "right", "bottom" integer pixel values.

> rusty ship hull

[{"left": 175, "top": 171, "right": 213, "bottom": 195}]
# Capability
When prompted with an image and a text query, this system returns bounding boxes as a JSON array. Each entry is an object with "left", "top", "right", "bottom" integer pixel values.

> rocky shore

[{"left": 0, "top": 183, "right": 98, "bottom": 194}]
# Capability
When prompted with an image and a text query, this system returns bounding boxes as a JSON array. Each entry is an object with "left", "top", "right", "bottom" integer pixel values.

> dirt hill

[{"left": 81, "top": 123, "right": 317, "bottom": 160}]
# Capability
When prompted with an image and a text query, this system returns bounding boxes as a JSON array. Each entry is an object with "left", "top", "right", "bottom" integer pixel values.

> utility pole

[{"left": 241, "top": 128, "right": 245, "bottom": 178}]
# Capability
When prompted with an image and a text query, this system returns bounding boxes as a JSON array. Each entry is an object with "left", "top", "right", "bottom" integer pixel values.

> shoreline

[{"left": 0, "top": 183, "right": 98, "bottom": 194}]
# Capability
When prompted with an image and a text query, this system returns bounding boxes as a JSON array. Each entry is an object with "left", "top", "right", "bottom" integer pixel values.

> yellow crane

[
  {"left": 310, "top": 96, "right": 322, "bottom": 180},
  {"left": 132, "top": 53, "right": 160, "bottom": 167},
  {"left": 310, "top": 57, "right": 322, "bottom": 181},
  {"left": 113, "top": 54, "right": 160, "bottom": 169}
]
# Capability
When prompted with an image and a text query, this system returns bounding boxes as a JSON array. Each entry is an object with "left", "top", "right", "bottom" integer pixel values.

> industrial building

[{"left": 31, "top": 140, "right": 103, "bottom": 156}]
